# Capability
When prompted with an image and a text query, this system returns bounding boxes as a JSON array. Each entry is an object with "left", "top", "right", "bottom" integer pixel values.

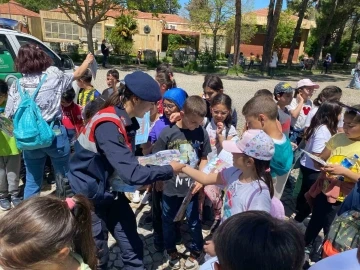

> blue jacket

[{"left": 68, "top": 105, "right": 173, "bottom": 202}]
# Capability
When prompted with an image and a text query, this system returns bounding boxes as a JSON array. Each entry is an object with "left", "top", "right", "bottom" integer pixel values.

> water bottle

[
  {"left": 341, "top": 154, "right": 359, "bottom": 169},
  {"left": 338, "top": 154, "right": 359, "bottom": 181}
]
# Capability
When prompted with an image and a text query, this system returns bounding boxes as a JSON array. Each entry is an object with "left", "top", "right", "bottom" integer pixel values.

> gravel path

[{"left": 93, "top": 67, "right": 357, "bottom": 129}]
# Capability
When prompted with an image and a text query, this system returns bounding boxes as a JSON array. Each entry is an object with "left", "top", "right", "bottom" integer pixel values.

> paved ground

[{"left": 0, "top": 68, "right": 356, "bottom": 269}]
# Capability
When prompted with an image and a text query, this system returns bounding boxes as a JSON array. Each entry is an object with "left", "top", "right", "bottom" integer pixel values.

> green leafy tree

[
  {"left": 226, "top": 13, "right": 257, "bottom": 47},
  {"left": 107, "top": 13, "right": 138, "bottom": 55},
  {"left": 273, "top": 11, "right": 296, "bottom": 60},
  {"left": 187, "top": 0, "right": 235, "bottom": 58},
  {"left": 127, "top": 0, "right": 180, "bottom": 14}
]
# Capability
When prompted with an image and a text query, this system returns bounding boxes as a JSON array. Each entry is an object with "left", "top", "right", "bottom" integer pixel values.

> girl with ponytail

[{"left": 0, "top": 195, "right": 96, "bottom": 270}]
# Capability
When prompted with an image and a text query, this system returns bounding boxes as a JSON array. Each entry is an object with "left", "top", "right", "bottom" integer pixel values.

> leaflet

[
  {"left": 301, "top": 149, "right": 327, "bottom": 166},
  {"left": 0, "top": 115, "right": 13, "bottom": 137}
]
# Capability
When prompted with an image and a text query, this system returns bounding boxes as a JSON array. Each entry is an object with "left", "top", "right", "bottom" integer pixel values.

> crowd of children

[{"left": 0, "top": 48, "right": 360, "bottom": 270}]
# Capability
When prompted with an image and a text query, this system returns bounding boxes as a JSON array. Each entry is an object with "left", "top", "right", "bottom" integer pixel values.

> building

[
  {"left": 0, "top": 0, "right": 42, "bottom": 40},
  {"left": 229, "top": 8, "right": 315, "bottom": 62}
]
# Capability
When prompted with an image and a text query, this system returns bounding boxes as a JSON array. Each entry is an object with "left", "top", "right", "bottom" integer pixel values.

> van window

[
  {"left": 0, "top": 34, "right": 16, "bottom": 72},
  {"left": 16, "top": 35, "right": 62, "bottom": 68}
]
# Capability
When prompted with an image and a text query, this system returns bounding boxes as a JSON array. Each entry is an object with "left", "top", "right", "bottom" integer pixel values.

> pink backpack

[{"left": 246, "top": 187, "right": 285, "bottom": 219}]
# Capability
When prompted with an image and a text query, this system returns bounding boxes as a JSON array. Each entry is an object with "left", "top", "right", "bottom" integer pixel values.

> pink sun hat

[
  {"left": 222, "top": 129, "right": 275, "bottom": 161},
  {"left": 296, "top": 78, "right": 319, "bottom": 89}
]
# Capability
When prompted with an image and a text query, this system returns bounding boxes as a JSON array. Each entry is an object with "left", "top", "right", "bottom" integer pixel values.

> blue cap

[
  {"left": 124, "top": 71, "right": 162, "bottom": 102},
  {"left": 163, "top": 88, "right": 188, "bottom": 110}
]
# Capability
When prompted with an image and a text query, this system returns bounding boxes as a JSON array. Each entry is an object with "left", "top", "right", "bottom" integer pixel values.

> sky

[{"left": 179, "top": 0, "right": 287, "bottom": 11}]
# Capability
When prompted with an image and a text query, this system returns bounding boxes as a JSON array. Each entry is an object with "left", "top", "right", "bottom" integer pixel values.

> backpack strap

[
  {"left": 204, "top": 117, "right": 210, "bottom": 129},
  {"left": 246, "top": 185, "right": 269, "bottom": 211},
  {"left": 30, "top": 74, "right": 48, "bottom": 100}
]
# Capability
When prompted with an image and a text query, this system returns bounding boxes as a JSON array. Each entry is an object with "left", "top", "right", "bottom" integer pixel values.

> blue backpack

[{"left": 13, "top": 74, "right": 55, "bottom": 150}]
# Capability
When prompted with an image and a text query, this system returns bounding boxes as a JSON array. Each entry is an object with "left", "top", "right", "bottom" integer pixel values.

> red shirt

[{"left": 62, "top": 102, "right": 83, "bottom": 133}]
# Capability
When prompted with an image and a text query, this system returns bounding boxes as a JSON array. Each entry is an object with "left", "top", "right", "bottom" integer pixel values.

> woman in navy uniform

[{"left": 68, "top": 71, "right": 185, "bottom": 270}]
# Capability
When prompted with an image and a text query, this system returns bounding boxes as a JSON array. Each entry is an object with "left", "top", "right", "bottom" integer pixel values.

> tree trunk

[
  {"left": 343, "top": 14, "right": 360, "bottom": 67},
  {"left": 261, "top": 0, "right": 283, "bottom": 73},
  {"left": 313, "top": 0, "right": 338, "bottom": 66},
  {"left": 86, "top": 26, "right": 95, "bottom": 54},
  {"left": 331, "top": 20, "right": 346, "bottom": 62},
  {"left": 233, "top": 0, "right": 242, "bottom": 65},
  {"left": 212, "top": 31, "right": 217, "bottom": 59},
  {"left": 286, "top": 0, "right": 309, "bottom": 67}
]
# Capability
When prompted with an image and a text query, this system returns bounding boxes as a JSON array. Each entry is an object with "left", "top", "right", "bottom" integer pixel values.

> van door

[{"left": 0, "top": 34, "right": 22, "bottom": 87}]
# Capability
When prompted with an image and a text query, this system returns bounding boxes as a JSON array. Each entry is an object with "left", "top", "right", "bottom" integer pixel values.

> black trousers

[
  {"left": 295, "top": 165, "right": 320, "bottom": 222},
  {"left": 304, "top": 192, "right": 341, "bottom": 246},
  {"left": 92, "top": 194, "right": 144, "bottom": 270},
  {"left": 152, "top": 186, "right": 164, "bottom": 247}
]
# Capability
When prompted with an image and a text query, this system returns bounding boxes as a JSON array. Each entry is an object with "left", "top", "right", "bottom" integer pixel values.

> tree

[
  {"left": 343, "top": 13, "right": 360, "bottom": 66},
  {"left": 261, "top": 0, "right": 283, "bottom": 73},
  {"left": 0, "top": 0, "right": 56, "bottom": 13},
  {"left": 127, "top": 0, "right": 180, "bottom": 14},
  {"left": 233, "top": 0, "right": 241, "bottom": 65},
  {"left": 286, "top": 0, "right": 311, "bottom": 67},
  {"left": 107, "top": 13, "right": 138, "bottom": 55},
  {"left": 273, "top": 11, "right": 296, "bottom": 61},
  {"left": 187, "top": 0, "right": 235, "bottom": 59},
  {"left": 53, "top": 0, "right": 124, "bottom": 54}
]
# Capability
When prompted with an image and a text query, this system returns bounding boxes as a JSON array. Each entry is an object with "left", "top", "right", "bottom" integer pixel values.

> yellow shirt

[{"left": 325, "top": 133, "right": 360, "bottom": 201}]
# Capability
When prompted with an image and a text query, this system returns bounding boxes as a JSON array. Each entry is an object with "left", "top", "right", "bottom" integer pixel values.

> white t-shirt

[
  {"left": 205, "top": 119, "right": 237, "bottom": 159},
  {"left": 286, "top": 98, "right": 313, "bottom": 130},
  {"left": 300, "top": 125, "right": 332, "bottom": 170},
  {"left": 305, "top": 106, "right": 344, "bottom": 128},
  {"left": 220, "top": 167, "right": 271, "bottom": 222},
  {"left": 309, "top": 249, "right": 360, "bottom": 270}
]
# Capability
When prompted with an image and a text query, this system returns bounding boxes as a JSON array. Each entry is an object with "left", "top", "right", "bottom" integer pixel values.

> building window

[
  {"left": 80, "top": 24, "right": 102, "bottom": 41},
  {"left": 44, "top": 20, "right": 79, "bottom": 41}
]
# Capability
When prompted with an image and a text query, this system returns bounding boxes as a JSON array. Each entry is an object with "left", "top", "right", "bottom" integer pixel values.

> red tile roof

[
  {"left": 248, "top": 8, "right": 310, "bottom": 25},
  {"left": 162, "top": 29, "right": 199, "bottom": 36},
  {"left": 0, "top": 0, "right": 40, "bottom": 18}
]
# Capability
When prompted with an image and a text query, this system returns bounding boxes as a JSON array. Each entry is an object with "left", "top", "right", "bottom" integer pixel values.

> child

[
  {"left": 152, "top": 96, "right": 211, "bottom": 269},
  {"left": 293, "top": 102, "right": 342, "bottom": 226},
  {"left": 304, "top": 104, "right": 360, "bottom": 254},
  {"left": 286, "top": 79, "right": 319, "bottom": 144},
  {"left": 102, "top": 69, "right": 120, "bottom": 99},
  {"left": 242, "top": 95, "right": 293, "bottom": 199},
  {"left": 212, "top": 211, "right": 304, "bottom": 270},
  {"left": 155, "top": 63, "right": 177, "bottom": 115},
  {"left": 0, "top": 195, "right": 96, "bottom": 270},
  {"left": 304, "top": 85, "right": 342, "bottom": 131},
  {"left": 182, "top": 130, "right": 275, "bottom": 258},
  {"left": 76, "top": 69, "right": 100, "bottom": 109},
  {"left": 204, "top": 93, "right": 237, "bottom": 232},
  {"left": 206, "top": 94, "right": 237, "bottom": 159},
  {"left": 202, "top": 75, "right": 238, "bottom": 128},
  {"left": 61, "top": 88, "right": 83, "bottom": 144},
  {"left": 0, "top": 80, "right": 21, "bottom": 210},
  {"left": 274, "top": 82, "right": 294, "bottom": 137},
  {"left": 143, "top": 88, "right": 187, "bottom": 251}
]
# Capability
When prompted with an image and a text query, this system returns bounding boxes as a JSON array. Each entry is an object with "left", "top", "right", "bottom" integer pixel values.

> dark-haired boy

[
  {"left": 242, "top": 95, "right": 293, "bottom": 199},
  {"left": 61, "top": 88, "right": 83, "bottom": 144},
  {"left": 102, "top": 69, "right": 120, "bottom": 99},
  {"left": 274, "top": 82, "right": 294, "bottom": 138},
  {"left": 76, "top": 69, "right": 100, "bottom": 109},
  {"left": 153, "top": 95, "right": 211, "bottom": 270}
]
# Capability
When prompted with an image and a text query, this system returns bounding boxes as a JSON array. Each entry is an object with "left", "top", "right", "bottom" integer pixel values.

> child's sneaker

[
  {"left": 10, "top": 196, "right": 22, "bottom": 208},
  {"left": 141, "top": 191, "right": 150, "bottom": 205},
  {"left": 132, "top": 190, "right": 141, "bottom": 203},
  {"left": 166, "top": 251, "right": 181, "bottom": 269},
  {"left": 0, "top": 198, "right": 11, "bottom": 211},
  {"left": 184, "top": 253, "right": 200, "bottom": 270}
]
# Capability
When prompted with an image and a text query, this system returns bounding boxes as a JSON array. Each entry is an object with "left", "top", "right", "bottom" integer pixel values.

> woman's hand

[
  {"left": 85, "top": 53, "right": 94, "bottom": 65},
  {"left": 204, "top": 240, "right": 216, "bottom": 257},
  {"left": 170, "top": 161, "right": 186, "bottom": 174}
]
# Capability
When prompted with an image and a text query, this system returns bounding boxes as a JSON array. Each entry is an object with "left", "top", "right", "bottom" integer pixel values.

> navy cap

[{"left": 124, "top": 71, "right": 162, "bottom": 102}]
